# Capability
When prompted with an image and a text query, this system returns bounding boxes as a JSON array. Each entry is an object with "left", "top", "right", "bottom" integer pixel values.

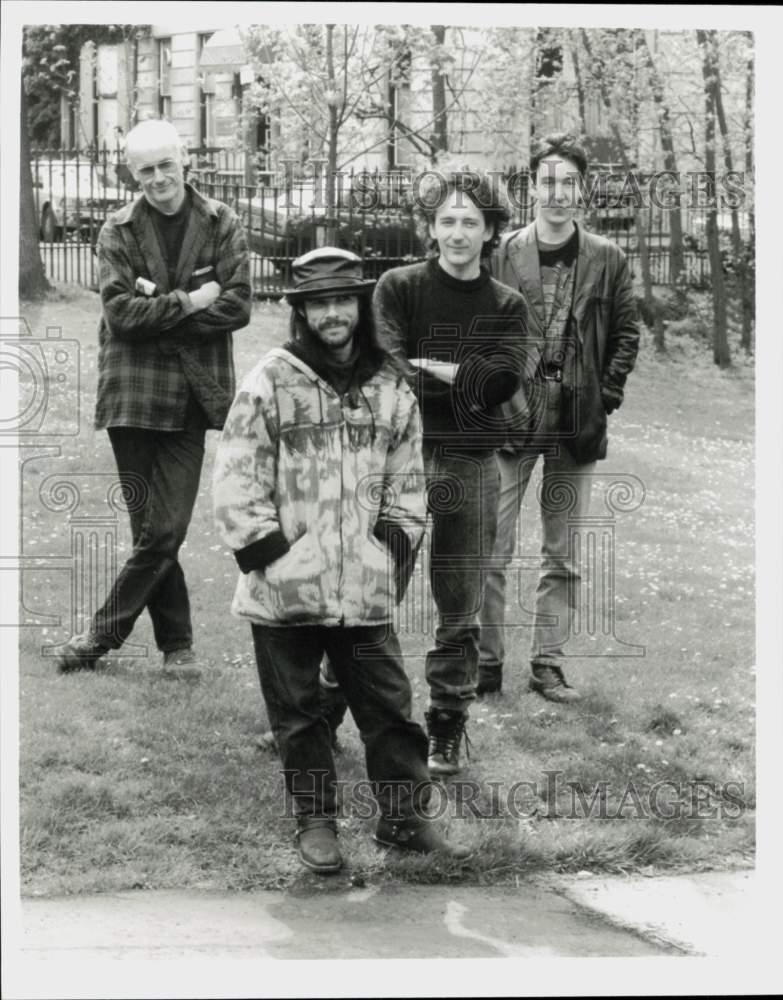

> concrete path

[
  {"left": 17, "top": 883, "right": 668, "bottom": 961},
  {"left": 555, "top": 869, "right": 759, "bottom": 957},
  {"left": 7, "top": 868, "right": 779, "bottom": 999}
]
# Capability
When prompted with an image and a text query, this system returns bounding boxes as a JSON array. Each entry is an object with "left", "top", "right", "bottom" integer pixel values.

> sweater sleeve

[{"left": 372, "top": 271, "right": 411, "bottom": 371}]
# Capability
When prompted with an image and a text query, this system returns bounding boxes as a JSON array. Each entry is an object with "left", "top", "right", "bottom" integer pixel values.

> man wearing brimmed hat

[{"left": 214, "top": 247, "right": 472, "bottom": 873}]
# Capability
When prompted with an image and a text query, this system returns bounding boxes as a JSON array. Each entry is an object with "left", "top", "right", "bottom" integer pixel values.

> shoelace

[{"left": 429, "top": 716, "right": 472, "bottom": 762}]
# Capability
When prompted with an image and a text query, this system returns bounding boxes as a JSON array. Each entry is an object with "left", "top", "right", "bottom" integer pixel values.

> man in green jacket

[{"left": 478, "top": 132, "right": 640, "bottom": 703}]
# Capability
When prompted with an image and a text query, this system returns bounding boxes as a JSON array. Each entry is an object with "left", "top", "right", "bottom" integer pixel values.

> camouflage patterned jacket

[{"left": 213, "top": 347, "right": 426, "bottom": 627}]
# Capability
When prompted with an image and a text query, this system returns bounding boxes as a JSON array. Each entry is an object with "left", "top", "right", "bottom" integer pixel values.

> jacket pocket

[
  {"left": 560, "top": 329, "right": 607, "bottom": 465},
  {"left": 262, "top": 531, "right": 327, "bottom": 621},
  {"left": 361, "top": 532, "right": 397, "bottom": 617}
]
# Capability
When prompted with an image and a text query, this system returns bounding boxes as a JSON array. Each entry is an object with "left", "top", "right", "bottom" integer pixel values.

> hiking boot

[
  {"left": 374, "top": 817, "right": 474, "bottom": 861},
  {"left": 55, "top": 633, "right": 109, "bottom": 674},
  {"left": 425, "top": 708, "right": 468, "bottom": 776},
  {"left": 295, "top": 819, "right": 342, "bottom": 874},
  {"left": 162, "top": 647, "right": 201, "bottom": 680},
  {"left": 529, "top": 665, "right": 581, "bottom": 703}
]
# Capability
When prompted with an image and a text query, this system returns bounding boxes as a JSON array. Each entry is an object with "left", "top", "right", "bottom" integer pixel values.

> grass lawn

[{"left": 18, "top": 284, "right": 754, "bottom": 895}]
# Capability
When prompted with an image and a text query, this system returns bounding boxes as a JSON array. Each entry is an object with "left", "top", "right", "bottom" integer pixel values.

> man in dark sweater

[{"left": 374, "top": 172, "right": 528, "bottom": 776}]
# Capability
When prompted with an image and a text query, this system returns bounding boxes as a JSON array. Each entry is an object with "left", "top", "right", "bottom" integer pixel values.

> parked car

[
  {"left": 33, "top": 159, "right": 129, "bottom": 242},
  {"left": 233, "top": 173, "right": 423, "bottom": 278}
]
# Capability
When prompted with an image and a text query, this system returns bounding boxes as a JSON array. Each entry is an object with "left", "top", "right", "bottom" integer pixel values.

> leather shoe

[
  {"left": 296, "top": 821, "right": 342, "bottom": 874},
  {"left": 529, "top": 665, "right": 581, "bottom": 703},
  {"left": 162, "top": 647, "right": 201, "bottom": 680}
]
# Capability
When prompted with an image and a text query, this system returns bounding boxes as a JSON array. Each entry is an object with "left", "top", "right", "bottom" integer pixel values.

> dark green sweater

[{"left": 373, "top": 257, "right": 528, "bottom": 450}]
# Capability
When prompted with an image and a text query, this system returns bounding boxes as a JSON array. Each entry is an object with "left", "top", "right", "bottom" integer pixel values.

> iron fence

[{"left": 30, "top": 145, "right": 752, "bottom": 296}]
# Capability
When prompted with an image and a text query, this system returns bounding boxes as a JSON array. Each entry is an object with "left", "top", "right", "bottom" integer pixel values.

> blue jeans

[
  {"left": 479, "top": 445, "right": 596, "bottom": 677},
  {"left": 92, "top": 397, "right": 207, "bottom": 652},
  {"left": 251, "top": 624, "right": 431, "bottom": 821},
  {"left": 424, "top": 446, "right": 500, "bottom": 713}
]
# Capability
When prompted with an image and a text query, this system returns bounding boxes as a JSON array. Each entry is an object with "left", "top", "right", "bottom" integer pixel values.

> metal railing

[{"left": 31, "top": 145, "right": 752, "bottom": 295}]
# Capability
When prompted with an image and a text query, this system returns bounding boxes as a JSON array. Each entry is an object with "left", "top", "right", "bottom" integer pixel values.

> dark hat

[{"left": 284, "top": 247, "right": 376, "bottom": 302}]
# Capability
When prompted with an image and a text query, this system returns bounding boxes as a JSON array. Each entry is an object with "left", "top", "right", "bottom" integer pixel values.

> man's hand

[
  {"left": 189, "top": 281, "right": 222, "bottom": 311},
  {"left": 408, "top": 358, "right": 460, "bottom": 385},
  {"left": 601, "top": 386, "right": 623, "bottom": 414}
]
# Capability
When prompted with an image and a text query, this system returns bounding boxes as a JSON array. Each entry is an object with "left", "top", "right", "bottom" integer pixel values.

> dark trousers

[
  {"left": 251, "top": 624, "right": 431, "bottom": 822},
  {"left": 424, "top": 446, "right": 500, "bottom": 713},
  {"left": 92, "top": 400, "right": 207, "bottom": 652}
]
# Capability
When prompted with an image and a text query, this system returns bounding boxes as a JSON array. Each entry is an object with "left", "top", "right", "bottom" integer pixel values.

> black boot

[
  {"left": 374, "top": 817, "right": 473, "bottom": 861},
  {"left": 425, "top": 708, "right": 468, "bottom": 776}
]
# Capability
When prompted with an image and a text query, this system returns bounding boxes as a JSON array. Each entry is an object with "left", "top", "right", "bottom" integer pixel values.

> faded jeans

[
  {"left": 478, "top": 445, "right": 596, "bottom": 678},
  {"left": 424, "top": 446, "right": 500, "bottom": 713}
]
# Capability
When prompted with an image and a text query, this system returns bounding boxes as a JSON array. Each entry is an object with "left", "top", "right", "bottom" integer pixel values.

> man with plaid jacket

[{"left": 56, "top": 119, "right": 251, "bottom": 678}]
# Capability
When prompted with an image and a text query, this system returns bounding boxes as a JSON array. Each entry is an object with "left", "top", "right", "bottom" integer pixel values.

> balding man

[{"left": 55, "top": 119, "right": 251, "bottom": 677}]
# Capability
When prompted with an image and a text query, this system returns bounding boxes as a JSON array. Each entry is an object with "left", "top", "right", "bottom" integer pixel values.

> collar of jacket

[
  {"left": 113, "top": 183, "right": 220, "bottom": 295},
  {"left": 112, "top": 182, "right": 219, "bottom": 227},
  {"left": 500, "top": 220, "right": 606, "bottom": 332}
]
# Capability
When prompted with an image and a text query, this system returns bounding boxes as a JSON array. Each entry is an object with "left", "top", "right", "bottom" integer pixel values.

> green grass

[{"left": 18, "top": 285, "right": 755, "bottom": 895}]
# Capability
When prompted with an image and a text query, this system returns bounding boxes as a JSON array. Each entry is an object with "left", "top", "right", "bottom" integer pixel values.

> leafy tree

[
  {"left": 242, "top": 22, "right": 482, "bottom": 237},
  {"left": 22, "top": 24, "right": 148, "bottom": 148},
  {"left": 636, "top": 29, "right": 685, "bottom": 286},
  {"left": 20, "top": 24, "right": 148, "bottom": 298},
  {"left": 579, "top": 28, "right": 665, "bottom": 352}
]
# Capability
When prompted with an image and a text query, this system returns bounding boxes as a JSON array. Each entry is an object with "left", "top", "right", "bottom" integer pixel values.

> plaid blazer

[{"left": 95, "top": 184, "right": 252, "bottom": 431}]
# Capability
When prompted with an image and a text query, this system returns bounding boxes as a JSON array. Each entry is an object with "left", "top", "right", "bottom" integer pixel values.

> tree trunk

[
  {"left": 430, "top": 25, "right": 448, "bottom": 163},
  {"left": 697, "top": 30, "right": 730, "bottom": 368},
  {"left": 19, "top": 82, "right": 50, "bottom": 300},
  {"left": 710, "top": 30, "right": 751, "bottom": 355},
  {"left": 741, "top": 34, "right": 754, "bottom": 352},
  {"left": 568, "top": 31, "right": 587, "bottom": 134},
  {"left": 580, "top": 29, "right": 664, "bottom": 352},
  {"left": 324, "top": 24, "right": 338, "bottom": 245},
  {"left": 638, "top": 30, "right": 684, "bottom": 285}
]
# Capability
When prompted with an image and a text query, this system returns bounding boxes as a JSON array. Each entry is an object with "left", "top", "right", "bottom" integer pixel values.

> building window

[
  {"left": 157, "top": 38, "right": 171, "bottom": 118},
  {"left": 197, "top": 33, "right": 216, "bottom": 147}
]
